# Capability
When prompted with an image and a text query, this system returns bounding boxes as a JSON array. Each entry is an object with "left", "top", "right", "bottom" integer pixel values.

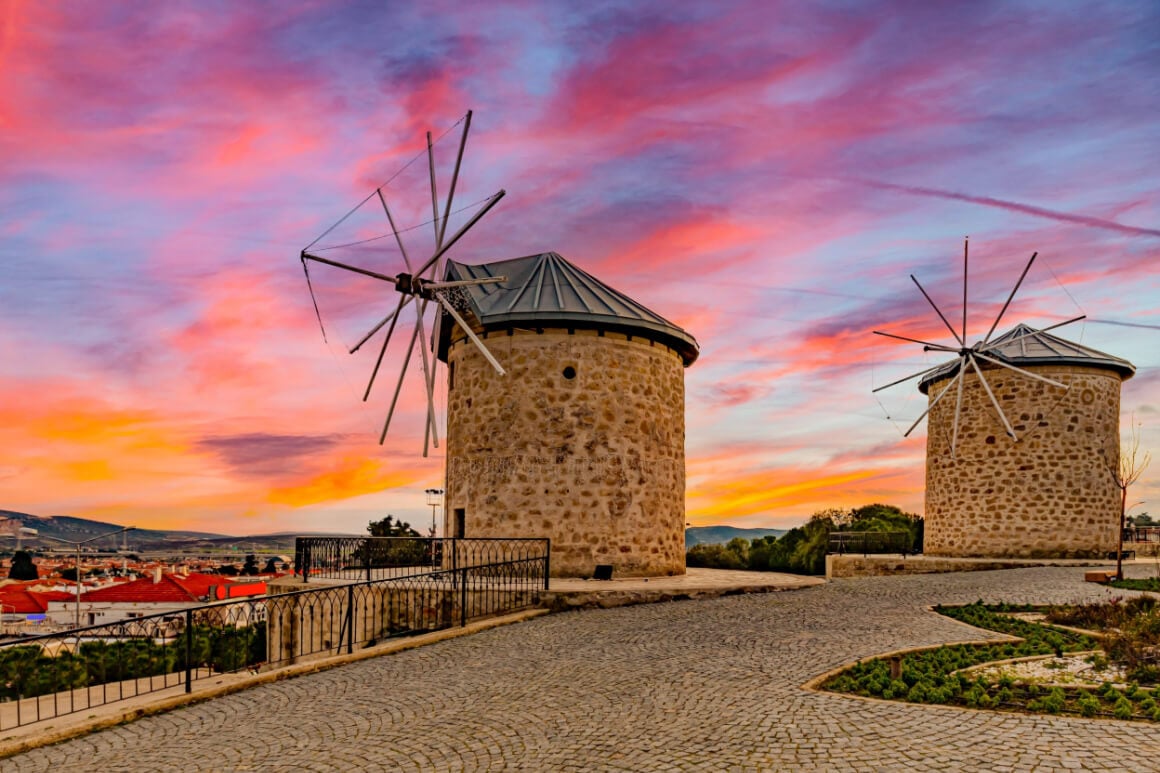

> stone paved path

[{"left": 5, "top": 567, "right": 1158, "bottom": 771}]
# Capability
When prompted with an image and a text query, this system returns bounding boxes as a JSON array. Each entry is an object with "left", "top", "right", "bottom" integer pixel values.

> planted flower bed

[{"left": 821, "top": 601, "right": 1160, "bottom": 721}]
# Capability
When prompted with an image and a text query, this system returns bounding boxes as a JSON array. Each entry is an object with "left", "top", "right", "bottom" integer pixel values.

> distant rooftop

[
  {"left": 440, "top": 252, "right": 699, "bottom": 366},
  {"left": 918, "top": 323, "right": 1136, "bottom": 393}
]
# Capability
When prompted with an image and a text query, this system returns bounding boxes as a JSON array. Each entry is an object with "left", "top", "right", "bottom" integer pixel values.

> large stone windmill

[
  {"left": 876, "top": 241, "right": 1135, "bottom": 558},
  {"left": 299, "top": 113, "right": 699, "bottom": 578},
  {"left": 438, "top": 252, "right": 699, "bottom": 577}
]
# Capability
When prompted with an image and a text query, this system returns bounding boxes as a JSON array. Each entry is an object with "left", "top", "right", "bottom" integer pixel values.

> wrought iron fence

[
  {"left": 1126, "top": 527, "right": 1160, "bottom": 543},
  {"left": 0, "top": 541, "right": 549, "bottom": 731},
  {"left": 294, "top": 537, "right": 551, "bottom": 583},
  {"left": 827, "top": 530, "right": 916, "bottom": 556}
]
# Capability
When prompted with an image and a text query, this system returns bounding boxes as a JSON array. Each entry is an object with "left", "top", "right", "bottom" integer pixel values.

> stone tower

[
  {"left": 436, "top": 252, "right": 699, "bottom": 578},
  {"left": 920, "top": 324, "right": 1135, "bottom": 558}
]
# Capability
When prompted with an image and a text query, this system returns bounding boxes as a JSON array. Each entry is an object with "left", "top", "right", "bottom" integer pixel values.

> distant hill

[
  {"left": 0, "top": 509, "right": 317, "bottom": 554},
  {"left": 686, "top": 526, "right": 787, "bottom": 548}
]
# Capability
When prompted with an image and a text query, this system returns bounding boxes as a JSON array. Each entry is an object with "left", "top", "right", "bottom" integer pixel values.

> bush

[{"left": 1077, "top": 692, "right": 1101, "bottom": 717}]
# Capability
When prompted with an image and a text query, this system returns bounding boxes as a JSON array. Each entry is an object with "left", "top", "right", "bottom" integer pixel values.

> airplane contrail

[
  {"left": 1087, "top": 319, "right": 1160, "bottom": 330},
  {"left": 856, "top": 179, "right": 1160, "bottom": 238}
]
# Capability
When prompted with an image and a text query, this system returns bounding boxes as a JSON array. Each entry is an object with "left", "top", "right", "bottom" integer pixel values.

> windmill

[
  {"left": 872, "top": 238, "right": 1085, "bottom": 457},
  {"left": 300, "top": 110, "right": 509, "bottom": 455}
]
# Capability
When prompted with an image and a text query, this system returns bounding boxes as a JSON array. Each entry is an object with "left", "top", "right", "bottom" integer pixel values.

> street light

[
  {"left": 39, "top": 526, "right": 135, "bottom": 631},
  {"left": 425, "top": 489, "right": 444, "bottom": 570},
  {"left": 425, "top": 488, "right": 444, "bottom": 538}
]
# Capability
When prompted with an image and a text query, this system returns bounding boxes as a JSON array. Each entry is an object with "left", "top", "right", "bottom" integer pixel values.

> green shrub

[
  {"left": 1077, "top": 692, "right": 1101, "bottom": 717},
  {"left": 1041, "top": 687, "right": 1066, "bottom": 714}
]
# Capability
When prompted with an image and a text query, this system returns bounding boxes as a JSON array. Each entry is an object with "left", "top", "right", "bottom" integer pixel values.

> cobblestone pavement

[{"left": 6, "top": 567, "right": 1159, "bottom": 772}]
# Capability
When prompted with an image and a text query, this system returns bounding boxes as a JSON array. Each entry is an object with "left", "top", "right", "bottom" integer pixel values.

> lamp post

[
  {"left": 425, "top": 488, "right": 444, "bottom": 538},
  {"left": 39, "top": 526, "right": 135, "bottom": 631},
  {"left": 425, "top": 488, "right": 444, "bottom": 569}
]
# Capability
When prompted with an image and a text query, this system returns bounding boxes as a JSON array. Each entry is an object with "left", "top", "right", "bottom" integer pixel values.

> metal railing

[
  {"left": 294, "top": 537, "right": 551, "bottom": 584},
  {"left": 827, "top": 530, "right": 916, "bottom": 556},
  {"left": 0, "top": 542, "right": 548, "bottom": 731},
  {"left": 1126, "top": 527, "right": 1160, "bottom": 543}
]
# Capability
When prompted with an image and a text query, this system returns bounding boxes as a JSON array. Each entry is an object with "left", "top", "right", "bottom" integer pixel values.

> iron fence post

[
  {"left": 346, "top": 583, "right": 355, "bottom": 655},
  {"left": 184, "top": 608, "right": 193, "bottom": 694},
  {"left": 544, "top": 539, "right": 550, "bottom": 590},
  {"left": 460, "top": 563, "right": 468, "bottom": 628}
]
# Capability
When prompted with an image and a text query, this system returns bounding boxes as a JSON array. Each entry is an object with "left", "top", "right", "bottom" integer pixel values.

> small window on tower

[{"left": 562, "top": 366, "right": 576, "bottom": 380}]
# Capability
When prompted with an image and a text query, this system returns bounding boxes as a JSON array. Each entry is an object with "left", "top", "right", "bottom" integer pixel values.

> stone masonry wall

[
  {"left": 924, "top": 363, "right": 1122, "bottom": 558},
  {"left": 445, "top": 327, "right": 686, "bottom": 578}
]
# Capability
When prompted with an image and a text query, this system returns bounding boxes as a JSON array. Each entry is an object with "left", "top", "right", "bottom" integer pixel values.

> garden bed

[{"left": 820, "top": 601, "right": 1160, "bottom": 721}]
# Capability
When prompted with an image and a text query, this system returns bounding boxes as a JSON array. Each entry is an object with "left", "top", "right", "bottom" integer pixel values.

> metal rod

[
  {"left": 425, "top": 277, "right": 506, "bottom": 290},
  {"left": 962, "top": 236, "right": 969, "bottom": 343},
  {"left": 379, "top": 314, "right": 423, "bottom": 443},
  {"left": 427, "top": 131, "right": 441, "bottom": 250},
  {"left": 413, "top": 190, "right": 506, "bottom": 279},
  {"left": 872, "top": 330, "right": 958, "bottom": 352},
  {"left": 903, "top": 361, "right": 963, "bottom": 437},
  {"left": 301, "top": 251, "right": 397, "bottom": 284},
  {"left": 969, "top": 355, "right": 1018, "bottom": 440},
  {"left": 413, "top": 299, "right": 439, "bottom": 457},
  {"left": 351, "top": 294, "right": 412, "bottom": 354},
  {"left": 438, "top": 110, "right": 471, "bottom": 250},
  {"left": 911, "top": 274, "right": 964, "bottom": 346},
  {"left": 363, "top": 296, "right": 409, "bottom": 401},
  {"left": 871, "top": 361, "right": 951, "bottom": 393},
  {"left": 377, "top": 190, "right": 413, "bottom": 273},
  {"left": 972, "top": 351, "right": 1069, "bottom": 389},
  {"left": 983, "top": 251, "right": 1037, "bottom": 344},
  {"left": 436, "top": 291, "right": 506, "bottom": 376},
  {"left": 978, "top": 315, "right": 1085, "bottom": 353}
]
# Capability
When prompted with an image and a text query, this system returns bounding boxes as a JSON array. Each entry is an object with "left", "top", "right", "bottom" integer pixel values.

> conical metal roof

[
  {"left": 918, "top": 322, "right": 1135, "bottom": 393},
  {"left": 439, "top": 252, "right": 699, "bottom": 365}
]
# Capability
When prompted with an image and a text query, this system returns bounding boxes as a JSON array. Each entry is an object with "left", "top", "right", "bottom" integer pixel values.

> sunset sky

[{"left": 2, "top": 1, "right": 1157, "bottom": 537}]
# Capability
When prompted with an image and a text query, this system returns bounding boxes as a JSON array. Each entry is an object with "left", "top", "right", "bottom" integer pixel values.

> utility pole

[{"left": 40, "top": 526, "right": 135, "bottom": 631}]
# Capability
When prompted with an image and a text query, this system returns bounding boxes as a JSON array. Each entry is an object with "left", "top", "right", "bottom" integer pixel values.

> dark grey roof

[
  {"left": 918, "top": 322, "right": 1135, "bottom": 393},
  {"left": 439, "top": 252, "right": 699, "bottom": 365}
]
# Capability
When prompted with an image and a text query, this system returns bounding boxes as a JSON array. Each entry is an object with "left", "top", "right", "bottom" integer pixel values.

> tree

[
  {"left": 240, "top": 554, "right": 259, "bottom": 576},
  {"left": 7, "top": 550, "right": 37, "bottom": 581},
  {"left": 1107, "top": 416, "right": 1152, "bottom": 581},
  {"left": 368, "top": 515, "right": 420, "bottom": 537},
  {"left": 360, "top": 515, "right": 426, "bottom": 568}
]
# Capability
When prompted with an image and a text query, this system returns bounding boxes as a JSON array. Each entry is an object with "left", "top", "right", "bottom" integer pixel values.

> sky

[{"left": 2, "top": 0, "right": 1158, "bottom": 537}]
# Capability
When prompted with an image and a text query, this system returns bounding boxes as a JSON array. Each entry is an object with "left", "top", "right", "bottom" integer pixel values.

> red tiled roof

[
  {"left": 79, "top": 572, "right": 225, "bottom": 604},
  {"left": 0, "top": 589, "right": 72, "bottom": 614}
]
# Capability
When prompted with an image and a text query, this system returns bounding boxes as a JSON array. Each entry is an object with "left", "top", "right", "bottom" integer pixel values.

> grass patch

[
  {"left": 821, "top": 601, "right": 1159, "bottom": 721},
  {"left": 1110, "top": 578, "right": 1160, "bottom": 593}
]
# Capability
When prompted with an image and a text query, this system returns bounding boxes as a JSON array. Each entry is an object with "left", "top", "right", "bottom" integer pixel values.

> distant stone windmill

[{"left": 875, "top": 240, "right": 1135, "bottom": 558}]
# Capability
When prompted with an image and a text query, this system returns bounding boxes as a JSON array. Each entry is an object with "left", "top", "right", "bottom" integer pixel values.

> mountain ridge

[{"left": 685, "top": 525, "right": 787, "bottom": 548}]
